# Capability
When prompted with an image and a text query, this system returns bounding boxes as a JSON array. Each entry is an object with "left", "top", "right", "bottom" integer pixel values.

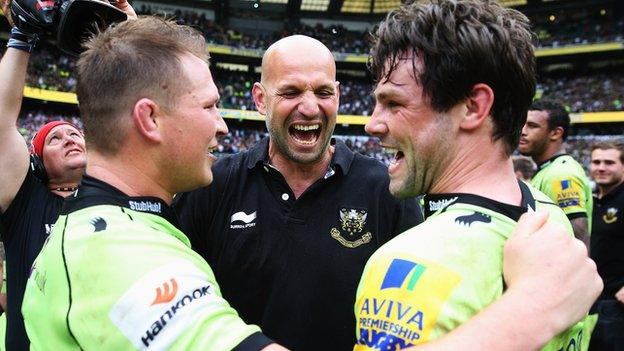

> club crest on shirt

[
  {"left": 603, "top": 207, "right": 618, "bottom": 224},
  {"left": 331, "top": 208, "right": 372, "bottom": 248}
]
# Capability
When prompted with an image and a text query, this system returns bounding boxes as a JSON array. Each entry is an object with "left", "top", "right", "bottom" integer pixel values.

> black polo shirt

[
  {"left": 0, "top": 170, "right": 64, "bottom": 350},
  {"left": 174, "top": 137, "right": 422, "bottom": 351},
  {"left": 591, "top": 181, "right": 624, "bottom": 300}
]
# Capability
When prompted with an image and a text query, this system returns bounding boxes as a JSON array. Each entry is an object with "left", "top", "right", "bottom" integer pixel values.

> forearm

[
  {"left": 570, "top": 217, "right": 590, "bottom": 249},
  {"left": 0, "top": 48, "right": 30, "bottom": 129},
  {"left": 404, "top": 287, "right": 554, "bottom": 351}
]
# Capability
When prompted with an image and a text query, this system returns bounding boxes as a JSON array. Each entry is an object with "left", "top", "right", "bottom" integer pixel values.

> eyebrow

[{"left": 374, "top": 85, "right": 407, "bottom": 101}]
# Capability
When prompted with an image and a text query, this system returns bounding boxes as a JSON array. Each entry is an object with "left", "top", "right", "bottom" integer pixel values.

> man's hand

[
  {"left": 504, "top": 211, "right": 602, "bottom": 337},
  {"left": 615, "top": 286, "right": 624, "bottom": 304},
  {"left": 110, "top": 0, "right": 137, "bottom": 19},
  {"left": 1, "top": 0, "right": 13, "bottom": 26}
]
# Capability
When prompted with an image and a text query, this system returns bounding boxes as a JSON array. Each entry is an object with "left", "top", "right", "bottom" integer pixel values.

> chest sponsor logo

[
  {"left": 331, "top": 208, "right": 372, "bottom": 248},
  {"left": 603, "top": 207, "right": 618, "bottom": 224},
  {"left": 355, "top": 257, "right": 461, "bottom": 350},
  {"left": 128, "top": 201, "right": 162, "bottom": 214},
  {"left": 110, "top": 260, "right": 216, "bottom": 350},
  {"left": 428, "top": 197, "right": 458, "bottom": 212},
  {"left": 230, "top": 211, "right": 257, "bottom": 229}
]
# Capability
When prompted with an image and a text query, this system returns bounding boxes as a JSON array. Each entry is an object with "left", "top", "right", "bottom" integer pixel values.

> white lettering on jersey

[
  {"left": 109, "top": 260, "right": 216, "bottom": 350},
  {"left": 45, "top": 224, "right": 55, "bottom": 236},
  {"left": 230, "top": 211, "right": 257, "bottom": 229}
]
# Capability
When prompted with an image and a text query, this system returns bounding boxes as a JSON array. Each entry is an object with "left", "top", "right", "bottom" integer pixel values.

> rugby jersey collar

[
  {"left": 536, "top": 153, "right": 569, "bottom": 171},
  {"left": 245, "top": 136, "right": 354, "bottom": 175},
  {"left": 423, "top": 180, "right": 536, "bottom": 222},
  {"left": 61, "top": 174, "right": 179, "bottom": 226}
]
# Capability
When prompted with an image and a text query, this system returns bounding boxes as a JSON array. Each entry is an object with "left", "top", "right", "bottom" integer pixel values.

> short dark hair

[
  {"left": 76, "top": 16, "right": 208, "bottom": 155},
  {"left": 512, "top": 156, "right": 536, "bottom": 180},
  {"left": 369, "top": 0, "right": 536, "bottom": 156},
  {"left": 592, "top": 140, "right": 624, "bottom": 164},
  {"left": 530, "top": 99, "right": 570, "bottom": 141}
]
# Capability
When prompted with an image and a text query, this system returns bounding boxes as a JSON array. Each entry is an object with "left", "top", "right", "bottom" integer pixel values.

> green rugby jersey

[
  {"left": 532, "top": 154, "right": 593, "bottom": 231},
  {"left": 22, "top": 176, "right": 267, "bottom": 350},
  {"left": 354, "top": 181, "right": 596, "bottom": 350}
]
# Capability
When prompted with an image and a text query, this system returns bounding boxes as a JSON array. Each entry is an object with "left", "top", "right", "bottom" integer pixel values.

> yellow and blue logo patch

[{"left": 355, "top": 256, "right": 461, "bottom": 350}]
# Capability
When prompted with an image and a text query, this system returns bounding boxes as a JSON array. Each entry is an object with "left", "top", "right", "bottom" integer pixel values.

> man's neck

[
  {"left": 48, "top": 170, "right": 82, "bottom": 198},
  {"left": 86, "top": 153, "right": 174, "bottom": 205},
  {"left": 431, "top": 137, "right": 522, "bottom": 206},
  {"left": 268, "top": 141, "right": 334, "bottom": 199},
  {"left": 598, "top": 179, "right": 624, "bottom": 199},
  {"left": 533, "top": 143, "right": 564, "bottom": 165}
]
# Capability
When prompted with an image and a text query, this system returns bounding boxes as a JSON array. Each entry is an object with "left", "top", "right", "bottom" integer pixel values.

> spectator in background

[
  {"left": 518, "top": 99, "right": 593, "bottom": 247},
  {"left": 513, "top": 156, "right": 537, "bottom": 181},
  {"left": 0, "top": 5, "right": 88, "bottom": 350},
  {"left": 588, "top": 140, "right": 624, "bottom": 351},
  {"left": 0, "top": 1, "right": 134, "bottom": 349}
]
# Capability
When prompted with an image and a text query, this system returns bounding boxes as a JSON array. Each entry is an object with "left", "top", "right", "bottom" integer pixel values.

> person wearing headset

[{"left": 0, "top": 1, "right": 135, "bottom": 349}]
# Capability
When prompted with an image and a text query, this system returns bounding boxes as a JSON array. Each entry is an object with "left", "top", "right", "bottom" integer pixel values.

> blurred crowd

[
  {"left": 537, "top": 73, "right": 624, "bottom": 113},
  {"left": 1, "top": 41, "right": 622, "bottom": 116},
  {"left": 16, "top": 110, "right": 394, "bottom": 164},
  {"left": 20, "top": 111, "right": 623, "bottom": 173},
  {"left": 136, "top": 4, "right": 623, "bottom": 52},
  {"left": 1, "top": 4, "right": 622, "bottom": 116}
]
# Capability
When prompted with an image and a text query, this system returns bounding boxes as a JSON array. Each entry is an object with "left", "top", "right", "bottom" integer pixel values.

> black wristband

[{"left": 7, "top": 27, "right": 39, "bottom": 53}]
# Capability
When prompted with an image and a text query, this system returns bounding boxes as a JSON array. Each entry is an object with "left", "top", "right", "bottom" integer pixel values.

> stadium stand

[{"left": 2, "top": 0, "right": 623, "bottom": 173}]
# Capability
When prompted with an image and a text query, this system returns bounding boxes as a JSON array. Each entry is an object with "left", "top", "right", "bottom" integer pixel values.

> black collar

[
  {"left": 536, "top": 153, "right": 569, "bottom": 171},
  {"left": 423, "top": 180, "right": 536, "bottom": 221},
  {"left": 597, "top": 180, "right": 624, "bottom": 201},
  {"left": 62, "top": 175, "right": 179, "bottom": 227},
  {"left": 245, "top": 136, "right": 354, "bottom": 175}
]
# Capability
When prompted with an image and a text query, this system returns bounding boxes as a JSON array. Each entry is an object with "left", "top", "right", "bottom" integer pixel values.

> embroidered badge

[
  {"left": 603, "top": 207, "right": 618, "bottom": 224},
  {"left": 331, "top": 208, "right": 372, "bottom": 248}
]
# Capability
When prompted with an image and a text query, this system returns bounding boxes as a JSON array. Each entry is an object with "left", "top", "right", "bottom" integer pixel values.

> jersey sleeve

[
  {"left": 62, "top": 209, "right": 270, "bottom": 350},
  {"left": 353, "top": 217, "right": 504, "bottom": 349},
  {"left": 542, "top": 174, "right": 589, "bottom": 219}
]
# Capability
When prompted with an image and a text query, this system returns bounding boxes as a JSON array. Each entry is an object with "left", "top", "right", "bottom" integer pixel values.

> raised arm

[{"left": 0, "top": 33, "right": 34, "bottom": 213}]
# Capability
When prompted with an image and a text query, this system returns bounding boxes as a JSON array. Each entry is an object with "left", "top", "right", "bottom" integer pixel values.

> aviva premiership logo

[
  {"left": 603, "top": 207, "right": 618, "bottom": 224},
  {"left": 381, "top": 259, "right": 427, "bottom": 291},
  {"left": 331, "top": 208, "right": 372, "bottom": 248}
]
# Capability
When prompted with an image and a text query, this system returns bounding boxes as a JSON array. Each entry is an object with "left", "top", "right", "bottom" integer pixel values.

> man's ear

[
  {"left": 132, "top": 98, "right": 163, "bottom": 143},
  {"left": 459, "top": 83, "right": 494, "bottom": 131},
  {"left": 335, "top": 81, "right": 341, "bottom": 101},
  {"left": 549, "top": 126, "right": 565, "bottom": 141},
  {"left": 252, "top": 82, "right": 267, "bottom": 116}
]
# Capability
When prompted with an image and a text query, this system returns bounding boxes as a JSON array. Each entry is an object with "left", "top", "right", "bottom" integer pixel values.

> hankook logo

[
  {"left": 151, "top": 278, "right": 178, "bottom": 306},
  {"left": 230, "top": 211, "right": 257, "bottom": 229}
]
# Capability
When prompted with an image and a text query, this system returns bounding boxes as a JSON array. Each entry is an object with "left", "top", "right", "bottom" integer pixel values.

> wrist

[
  {"left": 501, "top": 284, "right": 558, "bottom": 348},
  {"left": 7, "top": 27, "right": 39, "bottom": 53}
]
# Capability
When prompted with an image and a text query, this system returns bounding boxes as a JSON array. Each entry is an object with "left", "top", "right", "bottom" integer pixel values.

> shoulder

[{"left": 348, "top": 151, "right": 391, "bottom": 180}]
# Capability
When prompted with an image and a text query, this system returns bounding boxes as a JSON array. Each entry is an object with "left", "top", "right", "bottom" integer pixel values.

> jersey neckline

[
  {"left": 61, "top": 175, "right": 179, "bottom": 227},
  {"left": 536, "top": 153, "right": 569, "bottom": 171},
  {"left": 422, "top": 180, "right": 536, "bottom": 222}
]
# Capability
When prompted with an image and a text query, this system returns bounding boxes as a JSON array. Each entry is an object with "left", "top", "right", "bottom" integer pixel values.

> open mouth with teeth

[
  {"left": 289, "top": 124, "right": 321, "bottom": 145},
  {"left": 383, "top": 147, "right": 404, "bottom": 165}
]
